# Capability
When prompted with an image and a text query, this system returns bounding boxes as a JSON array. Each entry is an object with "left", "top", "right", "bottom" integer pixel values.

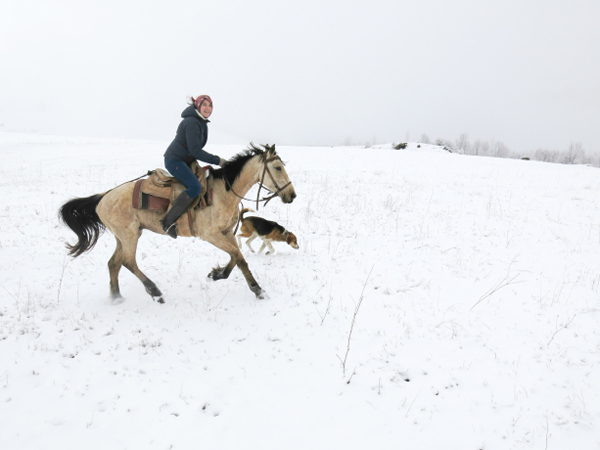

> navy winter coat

[{"left": 163, "top": 105, "right": 220, "bottom": 165}]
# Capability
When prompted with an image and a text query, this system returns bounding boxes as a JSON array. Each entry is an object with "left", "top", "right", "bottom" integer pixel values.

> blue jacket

[{"left": 164, "top": 105, "right": 220, "bottom": 165}]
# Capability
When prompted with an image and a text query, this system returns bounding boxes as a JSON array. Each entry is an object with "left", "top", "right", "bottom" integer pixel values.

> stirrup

[{"left": 161, "top": 221, "right": 178, "bottom": 239}]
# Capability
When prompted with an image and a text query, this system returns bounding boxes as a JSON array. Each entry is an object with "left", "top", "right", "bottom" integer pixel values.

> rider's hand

[{"left": 219, "top": 157, "right": 227, "bottom": 167}]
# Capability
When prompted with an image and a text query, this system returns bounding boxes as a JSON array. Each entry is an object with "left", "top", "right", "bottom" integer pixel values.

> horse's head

[{"left": 261, "top": 145, "right": 296, "bottom": 204}]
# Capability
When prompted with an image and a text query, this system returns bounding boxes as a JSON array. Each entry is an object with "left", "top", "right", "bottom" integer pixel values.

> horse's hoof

[
  {"left": 110, "top": 294, "right": 125, "bottom": 305},
  {"left": 145, "top": 283, "right": 163, "bottom": 298},
  {"left": 208, "top": 268, "right": 225, "bottom": 281},
  {"left": 153, "top": 296, "right": 165, "bottom": 304},
  {"left": 254, "top": 288, "right": 268, "bottom": 300}
]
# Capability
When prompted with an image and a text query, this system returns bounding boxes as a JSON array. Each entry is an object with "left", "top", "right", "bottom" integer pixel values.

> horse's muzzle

[{"left": 281, "top": 190, "right": 296, "bottom": 204}]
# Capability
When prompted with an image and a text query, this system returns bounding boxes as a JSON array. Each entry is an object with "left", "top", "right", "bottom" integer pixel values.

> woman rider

[{"left": 161, "top": 95, "right": 227, "bottom": 239}]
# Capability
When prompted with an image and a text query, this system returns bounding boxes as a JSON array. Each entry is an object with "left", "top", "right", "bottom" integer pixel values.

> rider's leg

[{"left": 161, "top": 158, "right": 202, "bottom": 239}]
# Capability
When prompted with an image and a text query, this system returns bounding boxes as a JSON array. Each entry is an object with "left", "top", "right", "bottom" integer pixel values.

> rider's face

[{"left": 199, "top": 100, "right": 213, "bottom": 119}]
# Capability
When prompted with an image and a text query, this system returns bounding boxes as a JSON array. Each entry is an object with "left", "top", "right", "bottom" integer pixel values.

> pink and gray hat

[{"left": 192, "top": 95, "right": 213, "bottom": 110}]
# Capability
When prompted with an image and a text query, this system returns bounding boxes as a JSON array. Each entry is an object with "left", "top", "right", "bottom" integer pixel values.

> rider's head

[{"left": 192, "top": 95, "right": 213, "bottom": 119}]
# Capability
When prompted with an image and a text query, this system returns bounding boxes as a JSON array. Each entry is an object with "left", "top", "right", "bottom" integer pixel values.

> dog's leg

[
  {"left": 236, "top": 235, "right": 243, "bottom": 249},
  {"left": 245, "top": 232, "right": 258, "bottom": 253},
  {"left": 266, "top": 240, "right": 276, "bottom": 255},
  {"left": 258, "top": 239, "right": 267, "bottom": 254}
]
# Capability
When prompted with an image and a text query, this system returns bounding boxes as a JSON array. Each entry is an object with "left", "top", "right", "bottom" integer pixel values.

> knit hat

[{"left": 192, "top": 95, "right": 213, "bottom": 110}]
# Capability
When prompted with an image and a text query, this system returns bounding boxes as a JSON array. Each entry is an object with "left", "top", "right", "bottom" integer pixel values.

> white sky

[{"left": 2, "top": 0, "right": 599, "bottom": 152}]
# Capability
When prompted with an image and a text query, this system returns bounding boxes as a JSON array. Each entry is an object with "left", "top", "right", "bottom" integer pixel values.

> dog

[{"left": 236, "top": 208, "right": 299, "bottom": 254}]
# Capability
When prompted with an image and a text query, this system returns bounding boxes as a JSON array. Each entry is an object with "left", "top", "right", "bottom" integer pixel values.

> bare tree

[
  {"left": 480, "top": 141, "right": 490, "bottom": 156},
  {"left": 581, "top": 150, "right": 600, "bottom": 167},
  {"left": 455, "top": 132, "right": 470, "bottom": 154},
  {"left": 534, "top": 148, "right": 559, "bottom": 163},
  {"left": 562, "top": 142, "right": 584, "bottom": 164},
  {"left": 471, "top": 139, "right": 482, "bottom": 156},
  {"left": 493, "top": 141, "right": 510, "bottom": 158},
  {"left": 420, "top": 133, "right": 431, "bottom": 144}
]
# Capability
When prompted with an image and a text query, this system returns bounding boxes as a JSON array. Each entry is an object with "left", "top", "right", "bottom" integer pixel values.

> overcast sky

[{"left": 2, "top": 0, "right": 599, "bottom": 153}]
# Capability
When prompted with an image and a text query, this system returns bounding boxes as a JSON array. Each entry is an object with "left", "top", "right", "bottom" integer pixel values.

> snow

[{"left": 1, "top": 131, "right": 599, "bottom": 449}]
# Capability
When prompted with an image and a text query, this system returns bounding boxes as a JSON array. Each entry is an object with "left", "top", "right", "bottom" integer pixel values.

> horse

[{"left": 59, "top": 144, "right": 296, "bottom": 303}]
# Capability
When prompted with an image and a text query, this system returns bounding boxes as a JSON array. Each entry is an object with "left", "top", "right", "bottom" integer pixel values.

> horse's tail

[
  {"left": 239, "top": 207, "right": 254, "bottom": 222},
  {"left": 59, "top": 194, "right": 106, "bottom": 257}
]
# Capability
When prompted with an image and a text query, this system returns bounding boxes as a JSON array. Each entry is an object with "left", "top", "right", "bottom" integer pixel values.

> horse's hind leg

[
  {"left": 117, "top": 228, "right": 165, "bottom": 303},
  {"left": 97, "top": 187, "right": 164, "bottom": 303},
  {"left": 108, "top": 238, "right": 124, "bottom": 300}
]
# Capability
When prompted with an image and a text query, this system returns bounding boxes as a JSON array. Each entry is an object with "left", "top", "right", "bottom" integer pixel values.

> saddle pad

[{"left": 132, "top": 179, "right": 169, "bottom": 211}]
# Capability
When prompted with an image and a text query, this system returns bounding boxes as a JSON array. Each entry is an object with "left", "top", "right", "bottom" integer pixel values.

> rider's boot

[{"left": 160, "top": 192, "right": 195, "bottom": 239}]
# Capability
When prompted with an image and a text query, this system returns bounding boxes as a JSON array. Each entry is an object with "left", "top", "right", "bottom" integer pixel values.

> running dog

[{"left": 236, "top": 208, "right": 299, "bottom": 254}]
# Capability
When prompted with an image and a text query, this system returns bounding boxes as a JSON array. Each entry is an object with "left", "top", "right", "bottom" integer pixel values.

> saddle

[{"left": 132, "top": 160, "right": 214, "bottom": 237}]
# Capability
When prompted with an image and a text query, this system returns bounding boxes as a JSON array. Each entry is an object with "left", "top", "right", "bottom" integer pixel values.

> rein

[{"left": 103, "top": 170, "right": 154, "bottom": 195}]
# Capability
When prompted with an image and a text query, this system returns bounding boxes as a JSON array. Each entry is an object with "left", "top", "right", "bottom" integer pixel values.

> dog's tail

[{"left": 239, "top": 207, "right": 254, "bottom": 222}]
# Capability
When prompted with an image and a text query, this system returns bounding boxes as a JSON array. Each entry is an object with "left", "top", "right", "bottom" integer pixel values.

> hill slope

[{"left": 1, "top": 133, "right": 599, "bottom": 449}]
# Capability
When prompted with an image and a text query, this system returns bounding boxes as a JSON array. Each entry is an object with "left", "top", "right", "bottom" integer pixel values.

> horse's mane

[{"left": 211, "top": 143, "right": 270, "bottom": 190}]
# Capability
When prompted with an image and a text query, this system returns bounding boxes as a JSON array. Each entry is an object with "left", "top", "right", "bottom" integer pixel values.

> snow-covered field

[{"left": 1, "top": 131, "right": 599, "bottom": 449}]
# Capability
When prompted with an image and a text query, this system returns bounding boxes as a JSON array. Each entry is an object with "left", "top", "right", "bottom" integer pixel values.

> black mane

[{"left": 211, "top": 143, "right": 270, "bottom": 190}]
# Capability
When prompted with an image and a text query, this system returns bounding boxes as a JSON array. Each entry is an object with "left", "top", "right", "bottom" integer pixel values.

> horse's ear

[{"left": 267, "top": 144, "right": 276, "bottom": 154}]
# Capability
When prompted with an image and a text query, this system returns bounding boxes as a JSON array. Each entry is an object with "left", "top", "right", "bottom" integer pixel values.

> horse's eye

[{"left": 275, "top": 166, "right": 282, "bottom": 171}]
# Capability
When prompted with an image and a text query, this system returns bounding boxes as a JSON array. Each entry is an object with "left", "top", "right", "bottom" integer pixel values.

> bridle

[
  {"left": 256, "top": 155, "right": 293, "bottom": 209},
  {"left": 225, "top": 154, "right": 292, "bottom": 211}
]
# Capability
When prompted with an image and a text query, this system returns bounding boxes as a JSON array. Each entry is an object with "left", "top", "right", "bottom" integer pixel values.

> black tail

[{"left": 59, "top": 194, "right": 106, "bottom": 257}]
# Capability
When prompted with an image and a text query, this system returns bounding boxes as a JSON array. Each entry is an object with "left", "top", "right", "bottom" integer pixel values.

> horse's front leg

[
  {"left": 207, "top": 256, "right": 236, "bottom": 281},
  {"left": 206, "top": 232, "right": 265, "bottom": 299},
  {"left": 206, "top": 231, "right": 239, "bottom": 280},
  {"left": 235, "top": 256, "right": 266, "bottom": 299}
]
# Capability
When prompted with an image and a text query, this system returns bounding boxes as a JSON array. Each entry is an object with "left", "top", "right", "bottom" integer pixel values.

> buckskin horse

[{"left": 59, "top": 144, "right": 296, "bottom": 303}]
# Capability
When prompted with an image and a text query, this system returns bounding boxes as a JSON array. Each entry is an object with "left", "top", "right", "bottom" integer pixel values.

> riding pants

[{"left": 164, "top": 157, "right": 202, "bottom": 198}]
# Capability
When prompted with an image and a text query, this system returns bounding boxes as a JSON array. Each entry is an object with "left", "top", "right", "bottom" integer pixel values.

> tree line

[{"left": 413, "top": 132, "right": 598, "bottom": 166}]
